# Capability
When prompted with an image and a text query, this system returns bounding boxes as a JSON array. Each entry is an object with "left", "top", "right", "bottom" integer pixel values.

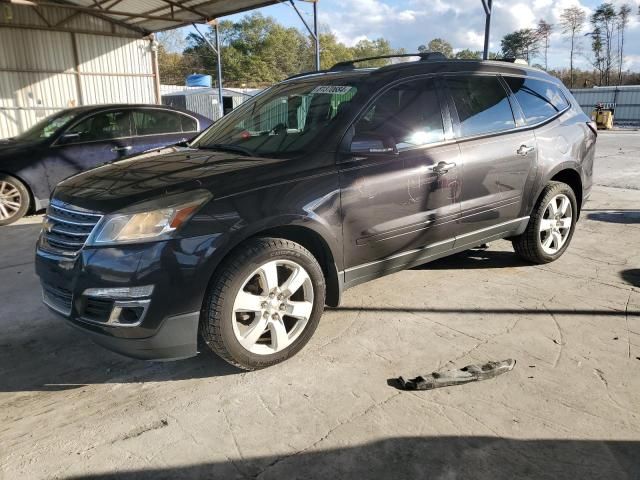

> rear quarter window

[{"left": 504, "top": 77, "right": 569, "bottom": 125}]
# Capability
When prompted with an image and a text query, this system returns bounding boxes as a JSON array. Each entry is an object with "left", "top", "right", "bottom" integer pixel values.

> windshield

[
  {"left": 15, "top": 111, "right": 78, "bottom": 142},
  {"left": 193, "top": 78, "right": 362, "bottom": 157}
]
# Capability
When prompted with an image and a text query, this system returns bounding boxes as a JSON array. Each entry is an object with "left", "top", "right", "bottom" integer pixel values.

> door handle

[
  {"left": 111, "top": 146, "right": 132, "bottom": 153},
  {"left": 432, "top": 161, "right": 456, "bottom": 174},
  {"left": 517, "top": 144, "right": 535, "bottom": 156}
]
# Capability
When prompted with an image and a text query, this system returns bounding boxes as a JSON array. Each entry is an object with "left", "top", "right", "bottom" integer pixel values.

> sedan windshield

[
  {"left": 15, "top": 111, "right": 78, "bottom": 142},
  {"left": 193, "top": 78, "right": 362, "bottom": 157}
]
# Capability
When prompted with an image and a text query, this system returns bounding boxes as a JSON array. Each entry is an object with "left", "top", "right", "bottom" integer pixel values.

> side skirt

[{"left": 340, "top": 217, "right": 529, "bottom": 292}]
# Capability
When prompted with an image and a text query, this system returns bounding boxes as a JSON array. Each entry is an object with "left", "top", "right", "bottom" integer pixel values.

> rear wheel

[
  {"left": 0, "top": 174, "right": 30, "bottom": 226},
  {"left": 512, "top": 181, "right": 577, "bottom": 264},
  {"left": 200, "top": 238, "right": 326, "bottom": 370}
]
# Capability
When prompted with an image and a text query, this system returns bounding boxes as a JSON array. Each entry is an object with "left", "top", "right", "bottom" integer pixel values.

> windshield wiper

[{"left": 199, "top": 143, "right": 258, "bottom": 157}]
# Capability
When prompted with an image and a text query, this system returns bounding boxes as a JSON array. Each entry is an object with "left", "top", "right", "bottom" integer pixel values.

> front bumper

[
  {"left": 35, "top": 234, "right": 220, "bottom": 360},
  {"left": 65, "top": 310, "right": 200, "bottom": 360}
]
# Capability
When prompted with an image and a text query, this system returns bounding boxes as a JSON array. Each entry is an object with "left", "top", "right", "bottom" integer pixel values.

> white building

[{"left": 0, "top": 3, "right": 160, "bottom": 138}]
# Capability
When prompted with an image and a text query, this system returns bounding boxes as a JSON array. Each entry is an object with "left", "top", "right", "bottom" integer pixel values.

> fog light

[
  {"left": 84, "top": 285, "right": 154, "bottom": 299},
  {"left": 108, "top": 300, "right": 150, "bottom": 326}
]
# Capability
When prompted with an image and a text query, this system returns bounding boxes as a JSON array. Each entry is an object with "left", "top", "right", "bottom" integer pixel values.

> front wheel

[
  {"left": 0, "top": 174, "right": 30, "bottom": 226},
  {"left": 512, "top": 181, "right": 578, "bottom": 264},
  {"left": 200, "top": 238, "right": 326, "bottom": 370}
]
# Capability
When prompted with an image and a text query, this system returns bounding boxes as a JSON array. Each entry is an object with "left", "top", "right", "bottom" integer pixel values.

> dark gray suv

[{"left": 36, "top": 54, "right": 595, "bottom": 370}]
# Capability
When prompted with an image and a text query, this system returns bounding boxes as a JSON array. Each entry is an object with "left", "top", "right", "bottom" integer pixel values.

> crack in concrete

[
  {"left": 543, "top": 304, "right": 565, "bottom": 368},
  {"left": 253, "top": 392, "right": 402, "bottom": 479}
]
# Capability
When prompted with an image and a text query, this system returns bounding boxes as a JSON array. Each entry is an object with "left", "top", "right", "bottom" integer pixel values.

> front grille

[
  {"left": 42, "top": 282, "right": 73, "bottom": 316},
  {"left": 40, "top": 201, "right": 102, "bottom": 256}
]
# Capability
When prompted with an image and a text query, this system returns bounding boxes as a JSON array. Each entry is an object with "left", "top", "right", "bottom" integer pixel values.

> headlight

[{"left": 87, "top": 190, "right": 211, "bottom": 246}]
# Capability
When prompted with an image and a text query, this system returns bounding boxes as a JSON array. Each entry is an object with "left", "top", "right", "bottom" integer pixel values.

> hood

[
  {"left": 53, "top": 146, "right": 287, "bottom": 213},
  {"left": 0, "top": 138, "right": 40, "bottom": 156}
]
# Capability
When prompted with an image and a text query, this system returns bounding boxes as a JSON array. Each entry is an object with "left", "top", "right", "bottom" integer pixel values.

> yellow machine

[{"left": 592, "top": 103, "right": 614, "bottom": 130}]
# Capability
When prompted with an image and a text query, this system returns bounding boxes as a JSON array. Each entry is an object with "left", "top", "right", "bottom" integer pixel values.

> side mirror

[
  {"left": 350, "top": 134, "right": 397, "bottom": 155},
  {"left": 59, "top": 132, "right": 81, "bottom": 144}
]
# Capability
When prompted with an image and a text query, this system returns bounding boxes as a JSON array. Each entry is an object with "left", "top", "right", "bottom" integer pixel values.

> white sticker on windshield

[{"left": 311, "top": 85, "right": 354, "bottom": 95}]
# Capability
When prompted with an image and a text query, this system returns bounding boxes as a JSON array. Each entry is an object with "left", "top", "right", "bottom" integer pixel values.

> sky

[{"left": 214, "top": 0, "right": 640, "bottom": 71}]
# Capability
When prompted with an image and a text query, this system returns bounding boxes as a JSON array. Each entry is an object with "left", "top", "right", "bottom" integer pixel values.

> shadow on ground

[
  {"left": 0, "top": 326, "right": 240, "bottom": 393},
  {"left": 0, "top": 223, "right": 42, "bottom": 269},
  {"left": 68, "top": 436, "right": 640, "bottom": 480},
  {"left": 621, "top": 269, "right": 640, "bottom": 288},
  {"left": 586, "top": 210, "right": 640, "bottom": 224},
  {"left": 412, "top": 248, "right": 530, "bottom": 270}
]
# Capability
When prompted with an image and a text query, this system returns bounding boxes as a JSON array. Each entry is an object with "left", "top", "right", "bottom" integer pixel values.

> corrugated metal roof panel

[{"left": 5, "top": 1, "right": 282, "bottom": 33}]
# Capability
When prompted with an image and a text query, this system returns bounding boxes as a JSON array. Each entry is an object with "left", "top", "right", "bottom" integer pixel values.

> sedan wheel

[
  {"left": 0, "top": 175, "right": 30, "bottom": 226},
  {"left": 0, "top": 181, "right": 22, "bottom": 220}
]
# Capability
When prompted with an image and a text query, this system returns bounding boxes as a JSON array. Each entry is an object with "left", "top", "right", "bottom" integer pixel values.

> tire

[
  {"left": 0, "top": 174, "right": 30, "bottom": 226},
  {"left": 200, "top": 237, "right": 326, "bottom": 370},
  {"left": 512, "top": 181, "right": 578, "bottom": 264}
]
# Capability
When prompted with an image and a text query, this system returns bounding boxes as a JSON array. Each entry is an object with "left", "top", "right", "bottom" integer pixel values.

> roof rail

[
  {"left": 330, "top": 52, "right": 447, "bottom": 71},
  {"left": 285, "top": 69, "right": 332, "bottom": 81},
  {"left": 495, "top": 57, "right": 529, "bottom": 65}
]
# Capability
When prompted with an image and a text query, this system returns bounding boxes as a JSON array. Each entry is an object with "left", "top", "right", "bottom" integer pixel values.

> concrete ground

[{"left": 1, "top": 131, "right": 639, "bottom": 480}]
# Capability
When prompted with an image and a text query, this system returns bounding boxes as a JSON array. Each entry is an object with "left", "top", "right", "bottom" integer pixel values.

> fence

[{"left": 570, "top": 86, "right": 640, "bottom": 124}]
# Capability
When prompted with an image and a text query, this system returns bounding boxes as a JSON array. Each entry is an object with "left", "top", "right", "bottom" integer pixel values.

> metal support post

[
  {"left": 482, "top": 0, "right": 492, "bottom": 60},
  {"left": 193, "top": 21, "right": 224, "bottom": 119},
  {"left": 313, "top": 1, "right": 320, "bottom": 70},
  {"left": 290, "top": 0, "right": 320, "bottom": 71},
  {"left": 214, "top": 21, "right": 224, "bottom": 118}
]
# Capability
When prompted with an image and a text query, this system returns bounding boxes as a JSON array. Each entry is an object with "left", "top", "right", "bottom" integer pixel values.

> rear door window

[
  {"left": 133, "top": 110, "right": 185, "bottom": 135},
  {"left": 504, "top": 77, "right": 569, "bottom": 125},
  {"left": 446, "top": 75, "right": 515, "bottom": 138},
  {"left": 354, "top": 78, "right": 445, "bottom": 150}
]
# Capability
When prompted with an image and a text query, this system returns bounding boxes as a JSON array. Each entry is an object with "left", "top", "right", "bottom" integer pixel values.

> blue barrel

[{"left": 186, "top": 74, "right": 212, "bottom": 88}]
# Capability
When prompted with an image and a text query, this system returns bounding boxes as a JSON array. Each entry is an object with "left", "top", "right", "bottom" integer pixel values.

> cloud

[{"left": 315, "top": 0, "right": 640, "bottom": 70}]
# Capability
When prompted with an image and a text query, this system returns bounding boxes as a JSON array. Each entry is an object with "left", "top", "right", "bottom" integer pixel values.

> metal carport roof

[{"left": 5, "top": 0, "right": 288, "bottom": 34}]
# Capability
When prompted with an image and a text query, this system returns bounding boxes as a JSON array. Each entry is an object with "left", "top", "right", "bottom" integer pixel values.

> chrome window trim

[{"left": 52, "top": 106, "right": 200, "bottom": 147}]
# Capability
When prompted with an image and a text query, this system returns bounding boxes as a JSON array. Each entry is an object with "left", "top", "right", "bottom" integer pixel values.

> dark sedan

[{"left": 0, "top": 104, "right": 212, "bottom": 225}]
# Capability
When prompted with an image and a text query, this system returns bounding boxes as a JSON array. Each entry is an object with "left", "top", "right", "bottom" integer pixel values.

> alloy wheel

[
  {"left": 0, "top": 181, "right": 22, "bottom": 221},
  {"left": 539, "top": 193, "right": 573, "bottom": 255},
  {"left": 232, "top": 259, "right": 314, "bottom": 355}
]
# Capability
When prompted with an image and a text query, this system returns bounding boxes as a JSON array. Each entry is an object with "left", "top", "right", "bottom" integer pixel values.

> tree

[
  {"left": 559, "top": 6, "right": 586, "bottom": 88},
  {"left": 314, "top": 32, "right": 354, "bottom": 70},
  {"left": 421, "top": 38, "right": 453, "bottom": 58},
  {"left": 351, "top": 38, "right": 404, "bottom": 67},
  {"left": 183, "top": 13, "right": 311, "bottom": 86},
  {"left": 590, "top": 3, "right": 617, "bottom": 85},
  {"left": 453, "top": 49, "right": 482, "bottom": 60},
  {"left": 537, "top": 19, "right": 553, "bottom": 70},
  {"left": 500, "top": 29, "right": 540, "bottom": 62},
  {"left": 616, "top": 4, "right": 632, "bottom": 85}
]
